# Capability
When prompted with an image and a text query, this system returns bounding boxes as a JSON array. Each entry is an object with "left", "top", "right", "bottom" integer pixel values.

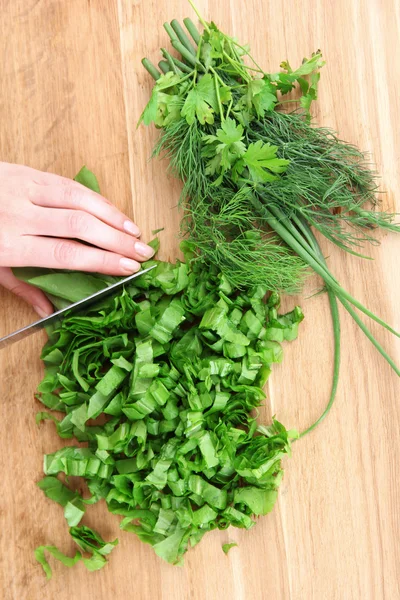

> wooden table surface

[{"left": 0, "top": 1, "right": 399, "bottom": 598}]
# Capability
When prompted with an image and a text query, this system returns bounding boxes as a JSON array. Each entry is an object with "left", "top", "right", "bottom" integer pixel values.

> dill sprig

[{"left": 181, "top": 185, "right": 308, "bottom": 291}]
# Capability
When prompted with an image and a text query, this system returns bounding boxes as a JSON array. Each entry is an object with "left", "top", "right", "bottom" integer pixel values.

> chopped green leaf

[
  {"left": 222, "top": 542, "right": 238, "bottom": 554},
  {"left": 29, "top": 169, "right": 302, "bottom": 576},
  {"left": 35, "top": 546, "right": 82, "bottom": 580}
]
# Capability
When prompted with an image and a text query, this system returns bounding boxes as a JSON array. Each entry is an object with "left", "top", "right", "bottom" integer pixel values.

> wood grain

[{"left": 0, "top": 1, "right": 399, "bottom": 598}]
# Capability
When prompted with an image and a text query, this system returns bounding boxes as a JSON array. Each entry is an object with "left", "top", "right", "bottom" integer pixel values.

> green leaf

[
  {"left": 70, "top": 525, "right": 118, "bottom": 556},
  {"left": 200, "top": 42, "right": 213, "bottom": 71},
  {"left": 286, "top": 52, "right": 325, "bottom": 78},
  {"left": 35, "top": 546, "right": 81, "bottom": 580},
  {"left": 181, "top": 74, "right": 217, "bottom": 125},
  {"left": 247, "top": 79, "right": 276, "bottom": 118},
  {"left": 155, "top": 72, "right": 182, "bottom": 91},
  {"left": 138, "top": 89, "right": 158, "bottom": 126},
  {"left": 197, "top": 431, "right": 219, "bottom": 469},
  {"left": 299, "top": 71, "right": 321, "bottom": 119},
  {"left": 82, "top": 552, "right": 107, "bottom": 571},
  {"left": 37, "top": 476, "right": 79, "bottom": 508},
  {"left": 15, "top": 272, "right": 108, "bottom": 303},
  {"left": 64, "top": 500, "right": 85, "bottom": 526},
  {"left": 35, "top": 525, "right": 118, "bottom": 578},
  {"left": 203, "top": 117, "right": 246, "bottom": 179},
  {"left": 234, "top": 487, "right": 278, "bottom": 515},
  {"left": 153, "top": 526, "right": 187, "bottom": 564},
  {"left": 138, "top": 73, "right": 182, "bottom": 127},
  {"left": 222, "top": 542, "right": 238, "bottom": 555},
  {"left": 74, "top": 166, "right": 100, "bottom": 193},
  {"left": 272, "top": 51, "right": 325, "bottom": 100},
  {"left": 241, "top": 141, "right": 290, "bottom": 183}
]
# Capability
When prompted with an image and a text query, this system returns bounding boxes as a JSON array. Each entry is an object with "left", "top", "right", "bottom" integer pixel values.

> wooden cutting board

[{"left": 0, "top": 1, "right": 399, "bottom": 598}]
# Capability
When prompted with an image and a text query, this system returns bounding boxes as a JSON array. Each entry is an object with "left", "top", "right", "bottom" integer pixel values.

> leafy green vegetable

[
  {"left": 181, "top": 73, "right": 217, "bottom": 125},
  {"left": 28, "top": 171, "right": 302, "bottom": 575},
  {"left": 240, "top": 141, "right": 289, "bottom": 183},
  {"left": 34, "top": 525, "right": 116, "bottom": 580},
  {"left": 222, "top": 542, "right": 238, "bottom": 554},
  {"left": 38, "top": 476, "right": 86, "bottom": 525},
  {"left": 35, "top": 546, "right": 81, "bottom": 580}
]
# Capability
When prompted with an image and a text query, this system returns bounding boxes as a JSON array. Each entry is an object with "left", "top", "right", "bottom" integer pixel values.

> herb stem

[
  {"left": 225, "top": 98, "right": 233, "bottom": 119},
  {"left": 161, "top": 49, "right": 181, "bottom": 74},
  {"left": 183, "top": 17, "right": 201, "bottom": 45},
  {"left": 188, "top": 0, "right": 210, "bottom": 33},
  {"left": 295, "top": 219, "right": 341, "bottom": 436},
  {"left": 171, "top": 40, "right": 205, "bottom": 72},
  {"left": 231, "top": 40, "right": 265, "bottom": 73},
  {"left": 223, "top": 47, "right": 251, "bottom": 82},
  {"left": 339, "top": 297, "right": 400, "bottom": 376},
  {"left": 171, "top": 19, "right": 197, "bottom": 55},
  {"left": 209, "top": 66, "right": 229, "bottom": 88},
  {"left": 214, "top": 74, "right": 224, "bottom": 122},
  {"left": 250, "top": 196, "right": 400, "bottom": 374},
  {"left": 141, "top": 58, "right": 161, "bottom": 81},
  {"left": 163, "top": 22, "right": 179, "bottom": 44},
  {"left": 170, "top": 56, "right": 193, "bottom": 74},
  {"left": 266, "top": 203, "right": 399, "bottom": 338}
]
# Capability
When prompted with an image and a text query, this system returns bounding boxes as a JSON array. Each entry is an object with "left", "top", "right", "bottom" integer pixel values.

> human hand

[{"left": 0, "top": 162, "right": 154, "bottom": 317}]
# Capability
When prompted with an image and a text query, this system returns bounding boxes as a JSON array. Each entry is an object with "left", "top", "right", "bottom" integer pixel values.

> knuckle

[
  {"left": 27, "top": 183, "right": 39, "bottom": 203},
  {"left": 8, "top": 282, "right": 26, "bottom": 298},
  {"left": 68, "top": 211, "right": 90, "bottom": 236},
  {"left": 63, "top": 183, "right": 81, "bottom": 207},
  {"left": 97, "top": 251, "right": 111, "bottom": 271},
  {"left": 53, "top": 240, "right": 77, "bottom": 266},
  {"left": 115, "top": 231, "right": 130, "bottom": 251}
]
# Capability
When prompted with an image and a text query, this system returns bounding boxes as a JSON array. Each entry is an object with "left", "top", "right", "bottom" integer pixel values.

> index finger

[
  {"left": 3, "top": 163, "right": 141, "bottom": 237},
  {"left": 28, "top": 177, "right": 141, "bottom": 238}
]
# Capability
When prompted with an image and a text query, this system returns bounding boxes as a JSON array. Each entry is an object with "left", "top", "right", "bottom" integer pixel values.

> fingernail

[
  {"left": 120, "top": 258, "right": 140, "bottom": 273},
  {"left": 34, "top": 305, "right": 52, "bottom": 319},
  {"left": 135, "top": 241, "right": 155, "bottom": 259},
  {"left": 124, "top": 220, "right": 141, "bottom": 237}
]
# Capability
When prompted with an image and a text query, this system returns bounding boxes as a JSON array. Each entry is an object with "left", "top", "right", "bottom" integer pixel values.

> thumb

[{"left": 0, "top": 267, "right": 53, "bottom": 318}]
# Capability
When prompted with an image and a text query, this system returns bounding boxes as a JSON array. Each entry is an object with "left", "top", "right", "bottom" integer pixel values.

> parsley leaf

[
  {"left": 138, "top": 72, "right": 182, "bottom": 127},
  {"left": 241, "top": 140, "right": 290, "bottom": 183},
  {"left": 271, "top": 51, "right": 325, "bottom": 99},
  {"left": 139, "top": 90, "right": 158, "bottom": 126},
  {"left": 203, "top": 117, "right": 246, "bottom": 182},
  {"left": 300, "top": 71, "right": 321, "bottom": 120},
  {"left": 181, "top": 74, "right": 217, "bottom": 125},
  {"left": 204, "top": 26, "right": 226, "bottom": 60},
  {"left": 155, "top": 93, "right": 182, "bottom": 127},
  {"left": 247, "top": 79, "right": 277, "bottom": 118}
]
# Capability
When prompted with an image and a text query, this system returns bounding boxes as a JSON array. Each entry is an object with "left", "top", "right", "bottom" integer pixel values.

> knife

[{"left": 0, "top": 265, "right": 156, "bottom": 349}]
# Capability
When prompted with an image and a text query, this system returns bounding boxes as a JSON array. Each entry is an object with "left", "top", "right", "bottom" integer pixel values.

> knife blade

[{"left": 0, "top": 265, "right": 156, "bottom": 349}]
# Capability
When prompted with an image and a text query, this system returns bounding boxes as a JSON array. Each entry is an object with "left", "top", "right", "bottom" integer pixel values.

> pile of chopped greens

[
  {"left": 140, "top": 2, "right": 400, "bottom": 433},
  {"left": 16, "top": 169, "right": 302, "bottom": 577}
]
